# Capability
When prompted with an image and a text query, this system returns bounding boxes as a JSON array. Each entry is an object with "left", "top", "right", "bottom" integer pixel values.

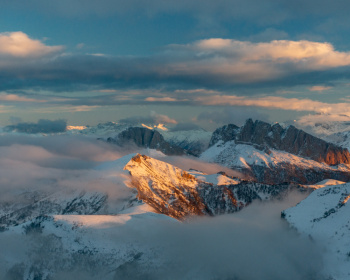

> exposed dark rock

[
  {"left": 209, "top": 119, "right": 350, "bottom": 166},
  {"left": 125, "top": 154, "right": 307, "bottom": 220},
  {"left": 0, "top": 191, "right": 108, "bottom": 229},
  {"left": 238, "top": 163, "right": 350, "bottom": 185},
  {"left": 209, "top": 124, "right": 239, "bottom": 147},
  {"left": 110, "top": 127, "right": 186, "bottom": 156}
]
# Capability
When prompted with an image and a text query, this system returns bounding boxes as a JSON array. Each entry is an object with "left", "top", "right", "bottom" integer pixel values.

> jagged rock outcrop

[
  {"left": 209, "top": 119, "right": 350, "bottom": 166},
  {"left": 243, "top": 162, "right": 350, "bottom": 185},
  {"left": 124, "top": 154, "right": 305, "bottom": 220},
  {"left": 108, "top": 127, "right": 186, "bottom": 156},
  {"left": 209, "top": 124, "right": 240, "bottom": 147}
]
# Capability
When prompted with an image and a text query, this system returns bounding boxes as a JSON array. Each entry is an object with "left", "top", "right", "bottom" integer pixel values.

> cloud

[
  {"left": 0, "top": 32, "right": 63, "bottom": 58},
  {"left": 196, "top": 95, "right": 350, "bottom": 115},
  {"left": 0, "top": 134, "right": 135, "bottom": 211},
  {"left": 0, "top": 132, "right": 326, "bottom": 279},
  {"left": 0, "top": 134, "right": 130, "bottom": 162},
  {"left": 119, "top": 111, "right": 177, "bottom": 125},
  {"left": 2, "top": 34, "right": 350, "bottom": 93},
  {"left": 308, "top": 85, "right": 333, "bottom": 91},
  {"left": 197, "top": 107, "right": 270, "bottom": 126},
  {"left": 145, "top": 194, "right": 325, "bottom": 280},
  {"left": 171, "top": 39, "right": 350, "bottom": 84},
  {"left": 0, "top": 93, "right": 45, "bottom": 102},
  {"left": 4, "top": 119, "right": 67, "bottom": 134},
  {"left": 145, "top": 97, "right": 177, "bottom": 102},
  {"left": 293, "top": 113, "right": 350, "bottom": 137},
  {"left": 0, "top": 105, "right": 13, "bottom": 113},
  {"left": 169, "top": 122, "right": 203, "bottom": 132},
  {"left": 0, "top": 189, "right": 325, "bottom": 279}
]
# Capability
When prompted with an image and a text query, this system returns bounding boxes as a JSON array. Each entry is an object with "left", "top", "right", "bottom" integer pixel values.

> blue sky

[{"left": 1, "top": 0, "right": 350, "bottom": 129}]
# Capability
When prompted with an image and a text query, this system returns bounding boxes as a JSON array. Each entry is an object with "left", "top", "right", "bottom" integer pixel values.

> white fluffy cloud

[
  {"left": 0, "top": 32, "right": 63, "bottom": 58},
  {"left": 164, "top": 39, "right": 350, "bottom": 83}
]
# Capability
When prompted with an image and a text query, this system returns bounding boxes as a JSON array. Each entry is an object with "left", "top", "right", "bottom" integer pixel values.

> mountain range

[{"left": 1, "top": 118, "right": 350, "bottom": 279}]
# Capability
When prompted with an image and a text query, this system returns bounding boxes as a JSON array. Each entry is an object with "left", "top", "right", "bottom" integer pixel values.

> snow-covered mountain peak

[{"left": 125, "top": 154, "right": 199, "bottom": 190}]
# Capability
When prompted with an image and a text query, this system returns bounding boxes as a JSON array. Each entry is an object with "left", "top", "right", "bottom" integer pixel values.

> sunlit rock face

[
  {"left": 124, "top": 154, "right": 304, "bottom": 220},
  {"left": 202, "top": 119, "right": 350, "bottom": 185},
  {"left": 210, "top": 119, "right": 350, "bottom": 165}
]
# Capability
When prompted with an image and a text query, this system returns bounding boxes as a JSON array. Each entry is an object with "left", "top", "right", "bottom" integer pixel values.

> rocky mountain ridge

[
  {"left": 210, "top": 119, "right": 350, "bottom": 166},
  {"left": 124, "top": 154, "right": 307, "bottom": 220},
  {"left": 108, "top": 127, "right": 187, "bottom": 156},
  {"left": 201, "top": 139, "right": 350, "bottom": 185},
  {"left": 0, "top": 152, "right": 346, "bottom": 280}
]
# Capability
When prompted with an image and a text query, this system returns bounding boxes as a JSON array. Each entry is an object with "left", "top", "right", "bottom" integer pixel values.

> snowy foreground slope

[
  {"left": 1, "top": 205, "right": 175, "bottom": 280},
  {"left": 283, "top": 182, "right": 350, "bottom": 280}
]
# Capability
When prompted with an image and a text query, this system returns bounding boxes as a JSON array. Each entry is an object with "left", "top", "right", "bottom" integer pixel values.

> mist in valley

[{"left": 0, "top": 134, "right": 325, "bottom": 280}]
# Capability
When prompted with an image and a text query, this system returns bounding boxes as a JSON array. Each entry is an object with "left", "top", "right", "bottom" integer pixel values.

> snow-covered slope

[
  {"left": 1, "top": 204, "right": 175, "bottom": 280},
  {"left": 124, "top": 154, "right": 309, "bottom": 219},
  {"left": 66, "top": 122, "right": 130, "bottom": 137},
  {"left": 161, "top": 128, "right": 212, "bottom": 156},
  {"left": 295, "top": 113, "right": 350, "bottom": 138},
  {"left": 323, "top": 130, "right": 350, "bottom": 151},
  {"left": 0, "top": 190, "right": 108, "bottom": 230},
  {"left": 293, "top": 114, "right": 350, "bottom": 150},
  {"left": 283, "top": 183, "right": 350, "bottom": 280},
  {"left": 201, "top": 140, "right": 350, "bottom": 184}
]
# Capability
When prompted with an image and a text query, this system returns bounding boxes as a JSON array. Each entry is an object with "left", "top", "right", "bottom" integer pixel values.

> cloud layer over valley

[{"left": 0, "top": 133, "right": 325, "bottom": 279}]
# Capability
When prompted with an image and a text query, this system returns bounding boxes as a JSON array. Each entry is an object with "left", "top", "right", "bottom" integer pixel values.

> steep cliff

[
  {"left": 109, "top": 127, "right": 186, "bottom": 156},
  {"left": 210, "top": 119, "right": 350, "bottom": 165},
  {"left": 124, "top": 154, "right": 304, "bottom": 220}
]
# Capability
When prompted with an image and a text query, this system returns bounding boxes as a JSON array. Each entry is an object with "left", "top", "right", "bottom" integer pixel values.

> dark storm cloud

[{"left": 4, "top": 119, "right": 67, "bottom": 134}]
